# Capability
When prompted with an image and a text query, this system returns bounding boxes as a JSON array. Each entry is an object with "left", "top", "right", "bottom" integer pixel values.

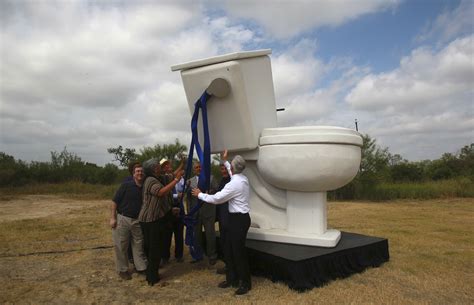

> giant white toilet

[{"left": 172, "top": 49, "right": 363, "bottom": 247}]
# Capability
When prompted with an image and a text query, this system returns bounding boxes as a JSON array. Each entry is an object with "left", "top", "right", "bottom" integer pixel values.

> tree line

[
  {"left": 1, "top": 136, "right": 472, "bottom": 199},
  {"left": 358, "top": 135, "right": 473, "bottom": 182},
  {"left": 0, "top": 139, "right": 190, "bottom": 187},
  {"left": 330, "top": 135, "right": 473, "bottom": 199},
  {"left": 0, "top": 148, "right": 123, "bottom": 186}
]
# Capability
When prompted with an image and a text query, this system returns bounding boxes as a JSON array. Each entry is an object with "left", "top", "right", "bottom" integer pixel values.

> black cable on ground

[{"left": 0, "top": 245, "right": 113, "bottom": 258}]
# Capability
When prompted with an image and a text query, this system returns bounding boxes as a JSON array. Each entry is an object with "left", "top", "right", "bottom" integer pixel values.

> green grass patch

[
  {"left": 372, "top": 178, "right": 474, "bottom": 200},
  {"left": 330, "top": 177, "right": 473, "bottom": 201}
]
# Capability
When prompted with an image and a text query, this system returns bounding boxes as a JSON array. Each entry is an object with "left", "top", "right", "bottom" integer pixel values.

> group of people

[{"left": 110, "top": 151, "right": 252, "bottom": 295}]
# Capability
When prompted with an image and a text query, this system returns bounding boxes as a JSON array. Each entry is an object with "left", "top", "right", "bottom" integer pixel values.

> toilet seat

[{"left": 259, "top": 126, "right": 363, "bottom": 147}]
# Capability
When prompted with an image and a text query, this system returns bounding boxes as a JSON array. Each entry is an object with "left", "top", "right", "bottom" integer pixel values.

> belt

[{"left": 117, "top": 212, "right": 137, "bottom": 219}]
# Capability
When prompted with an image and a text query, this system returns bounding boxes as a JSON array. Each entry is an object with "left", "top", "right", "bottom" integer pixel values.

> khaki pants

[
  {"left": 112, "top": 214, "right": 147, "bottom": 272},
  {"left": 195, "top": 213, "right": 217, "bottom": 260}
]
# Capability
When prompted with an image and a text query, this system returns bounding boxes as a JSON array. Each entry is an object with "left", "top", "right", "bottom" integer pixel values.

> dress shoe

[
  {"left": 147, "top": 276, "right": 160, "bottom": 286},
  {"left": 119, "top": 271, "right": 131, "bottom": 280},
  {"left": 235, "top": 285, "right": 250, "bottom": 295},
  {"left": 218, "top": 280, "right": 238, "bottom": 288}
]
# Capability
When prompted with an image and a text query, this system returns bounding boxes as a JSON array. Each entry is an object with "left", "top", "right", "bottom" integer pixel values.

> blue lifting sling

[{"left": 179, "top": 91, "right": 212, "bottom": 260}]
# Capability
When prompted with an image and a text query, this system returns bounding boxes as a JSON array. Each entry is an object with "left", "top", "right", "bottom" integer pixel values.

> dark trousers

[
  {"left": 218, "top": 221, "right": 229, "bottom": 265},
  {"left": 225, "top": 213, "right": 251, "bottom": 288},
  {"left": 140, "top": 218, "right": 166, "bottom": 284},
  {"left": 162, "top": 217, "right": 184, "bottom": 260}
]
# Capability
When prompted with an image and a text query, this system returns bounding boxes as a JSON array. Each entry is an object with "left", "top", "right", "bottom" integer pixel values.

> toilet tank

[{"left": 171, "top": 49, "right": 277, "bottom": 153}]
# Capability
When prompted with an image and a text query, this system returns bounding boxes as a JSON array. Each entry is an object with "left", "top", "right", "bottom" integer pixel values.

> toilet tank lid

[{"left": 171, "top": 49, "right": 272, "bottom": 72}]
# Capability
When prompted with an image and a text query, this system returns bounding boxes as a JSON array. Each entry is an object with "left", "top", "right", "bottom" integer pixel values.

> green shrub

[{"left": 330, "top": 177, "right": 474, "bottom": 201}]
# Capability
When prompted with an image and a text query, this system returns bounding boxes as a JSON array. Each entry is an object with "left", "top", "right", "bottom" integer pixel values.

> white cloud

[
  {"left": 208, "top": 17, "right": 256, "bottom": 52},
  {"left": 272, "top": 40, "right": 324, "bottom": 102},
  {"left": 271, "top": 41, "right": 369, "bottom": 127},
  {"left": 139, "top": 81, "right": 191, "bottom": 133},
  {"left": 0, "top": 0, "right": 261, "bottom": 164},
  {"left": 220, "top": 0, "right": 400, "bottom": 38},
  {"left": 0, "top": 0, "right": 472, "bottom": 165},
  {"left": 416, "top": 0, "right": 474, "bottom": 44},
  {"left": 346, "top": 35, "right": 474, "bottom": 113},
  {"left": 345, "top": 35, "right": 474, "bottom": 159}
]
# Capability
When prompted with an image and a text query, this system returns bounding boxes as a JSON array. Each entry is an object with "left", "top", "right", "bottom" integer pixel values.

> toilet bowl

[
  {"left": 258, "top": 126, "right": 362, "bottom": 192},
  {"left": 171, "top": 49, "right": 363, "bottom": 247},
  {"left": 242, "top": 126, "right": 362, "bottom": 247}
]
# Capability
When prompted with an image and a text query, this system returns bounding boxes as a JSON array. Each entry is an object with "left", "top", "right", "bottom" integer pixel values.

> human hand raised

[
  {"left": 176, "top": 169, "right": 185, "bottom": 180},
  {"left": 221, "top": 149, "right": 228, "bottom": 162}
]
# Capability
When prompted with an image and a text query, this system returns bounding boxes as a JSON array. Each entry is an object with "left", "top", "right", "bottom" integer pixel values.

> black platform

[{"left": 243, "top": 231, "right": 389, "bottom": 291}]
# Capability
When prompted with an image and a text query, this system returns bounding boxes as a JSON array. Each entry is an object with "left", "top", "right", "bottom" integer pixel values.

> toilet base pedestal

[
  {"left": 236, "top": 231, "right": 389, "bottom": 291},
  {"left": 247, "top": 228, "right": 341, "bottom": 247}
]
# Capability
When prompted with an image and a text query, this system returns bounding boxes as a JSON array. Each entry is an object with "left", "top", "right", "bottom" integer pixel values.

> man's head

[
  {"left": 219, "top": 162, "right": 229, "bottom": 177},
  {"left": 143, "top": 158, "right": 160, "bottom": 177},
  {"left": 132, "top": 164, "right": 144, "bottom": 184},
  {"left": 160, "top": 158, "right": 172, "bottom": 174},
  {"left": 128, "top": 160, "right": 140, "bottom": 176},
  {"left": 231, "top": 155, "right": 246, "bottom": 174},
  {"left": 193, "top": 162, "right": 201, "bottom": 176}
]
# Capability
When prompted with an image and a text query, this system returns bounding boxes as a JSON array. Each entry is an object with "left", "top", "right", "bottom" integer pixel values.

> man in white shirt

[{"left": 192, "top": 151, "right": 251, "bottom": 295}]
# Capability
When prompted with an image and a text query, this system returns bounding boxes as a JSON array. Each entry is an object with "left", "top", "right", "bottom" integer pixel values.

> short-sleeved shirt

[
  {"left": 138, "top": 176, "right": 172, "bottom": 223},
  {"left": 112, "top": 180, "right": 143, "bottom": 219}
]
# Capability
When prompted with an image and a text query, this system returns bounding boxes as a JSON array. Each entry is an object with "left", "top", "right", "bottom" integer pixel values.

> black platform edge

[{"left": 244, "top": 231, "right": 390, "bottom": 292}]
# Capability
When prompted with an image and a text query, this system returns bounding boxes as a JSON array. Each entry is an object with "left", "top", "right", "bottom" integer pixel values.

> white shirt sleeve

[
  {"left": 198, "top": 182, "right": 236, "bottom": 205},
  {"left": 225, "top": 160, "right": 232, "bottom": 177}
]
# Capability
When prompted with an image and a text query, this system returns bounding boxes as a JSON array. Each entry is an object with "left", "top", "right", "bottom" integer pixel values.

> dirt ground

[
  {"left": 0, "top": 195, "right": 99, "bottom": 222},
  {"left": 0, "top": 195, "right": 473, "bottom": 304}
]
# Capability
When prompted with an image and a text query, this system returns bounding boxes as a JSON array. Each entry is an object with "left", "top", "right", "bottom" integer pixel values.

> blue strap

[{"left": 179, "top": 91, "right": 212, "bottom": 260}]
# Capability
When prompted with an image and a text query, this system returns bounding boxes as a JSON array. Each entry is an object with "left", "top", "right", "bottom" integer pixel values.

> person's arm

[
  {"left": 192, "top": 183, "right": 235, "bottom": 205},
  {"left": 173, "top": 177, "right": 184, "bottom": 196},
  {"left": 156, "top": 170, "right": 184, "bottom": 197},
  {"left": 224, "top": 160, "right": 232, "bottom": 177},
  {"left": 175, "top": 178, "right": 184, "bottom": 201},
  {"left": 110, "top": 184, "right": 125, "bottom": 229},
  {"left": 110, "top": 201, "right": 118, "bottom": 229},
  {"left": 173, "top": 159, "right": 185, "bottom": 177},
  {"left": 221, "top": 149, "right": 232, "bottom": 177}
]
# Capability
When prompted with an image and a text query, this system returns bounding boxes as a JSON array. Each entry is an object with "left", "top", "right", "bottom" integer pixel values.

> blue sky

[
  {"left": 314, "top": 1, "right": 455, "bottom": 69},
  {"left": 0, "top": 0, "right": 472, "bottom": 165}
]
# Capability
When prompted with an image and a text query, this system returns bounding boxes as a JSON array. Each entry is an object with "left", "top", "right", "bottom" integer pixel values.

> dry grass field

[{"left": 0, "top": 195, "right": 472, "bottom": 304}]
